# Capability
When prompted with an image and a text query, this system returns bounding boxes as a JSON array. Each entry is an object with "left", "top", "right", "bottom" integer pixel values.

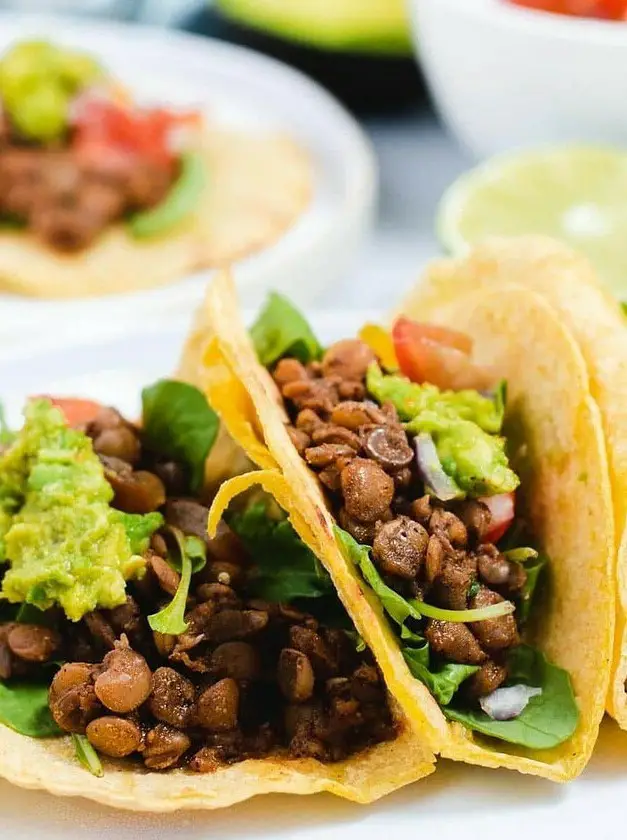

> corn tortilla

[
  {"left": 0, "top": 299, "right": 435, "bottom": 810},
  {"left": 0, "top": 129, "right": 311, "bottom": 299},
  {"left": 196, "top": 268, "right": 614, "bottom": 781},
  {"left": 405, "top": 235, "right": 627, "bottom": 727}
]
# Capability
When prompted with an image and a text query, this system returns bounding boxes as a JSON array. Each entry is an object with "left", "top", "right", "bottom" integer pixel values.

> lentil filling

[
  {"left": 0, "top": 403, "right": 397, "bottom": 771},
  {"left": 273, "top": 340, "right": 528, "bottom": 704}
]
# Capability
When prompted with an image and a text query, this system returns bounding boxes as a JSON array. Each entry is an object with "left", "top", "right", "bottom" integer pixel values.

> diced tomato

[
  {"left": 507, "top": 0, "right": 627, "bottom": 19},
  {"left": 481, "top": 492, "right": 516, "bottom": 543},
  {"left": 72, "top": 95, "right": 202, "bottom": 169},
  {"left": 35, "top": 396, "right": 103, "bottom": 427},
  {"left": 391, "top": 316, "right": 492, "bottom": 391}
]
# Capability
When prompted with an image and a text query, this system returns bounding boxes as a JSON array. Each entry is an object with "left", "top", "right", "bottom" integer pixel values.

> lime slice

[{"left": 437, "top": 146, "right": 627, "bottom": 296}]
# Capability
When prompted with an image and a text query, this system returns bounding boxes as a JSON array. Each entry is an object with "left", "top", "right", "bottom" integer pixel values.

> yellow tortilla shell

[
  {"left": 0, "top": 287, "right": 437, "bottom": 813},
  {"left": 0, "top": 711, "right": 428, "bottom": 811},
  {"left": 0, "top": 129, "right": 311, "bottom": 298},
  {"left": 406, "top": 235, "right": 627, "bottom": 727},
  {"left": 198, "top": 269, "right": 614, "bottom": 781}
]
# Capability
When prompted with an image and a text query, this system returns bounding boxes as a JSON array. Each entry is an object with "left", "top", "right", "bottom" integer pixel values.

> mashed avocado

[
  {"left": 366, "top": 365, "right": 518, "bottom": 497},
  {"left": 367, "top": 364, "right": 505, "bottom": 432},
  {"left": 0, "top": 400, "right": 160, "bottom": 621}
]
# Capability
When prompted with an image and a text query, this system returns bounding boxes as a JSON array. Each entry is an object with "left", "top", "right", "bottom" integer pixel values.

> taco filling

[
  {"left": 249, "top": 294, "right": 579, "bottom": 750},
  {"left": 0, "top": 389, "right": 397, "bottom": 776},
  {"left": 0, "top": 40, "right": 204, "bottom": 254}
]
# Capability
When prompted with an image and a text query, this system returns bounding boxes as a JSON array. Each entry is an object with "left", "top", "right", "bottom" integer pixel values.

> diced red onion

[
  {"left": 413, "top": 433, "right": 463, "bottom": 502},
  {"left": 479, "top": 684, "right": 542, "bottom": 721}
]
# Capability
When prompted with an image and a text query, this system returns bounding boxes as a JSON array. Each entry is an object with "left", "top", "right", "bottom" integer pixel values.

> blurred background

[{"left": 0, "top": 0, "right": 624, "bottom": 331}]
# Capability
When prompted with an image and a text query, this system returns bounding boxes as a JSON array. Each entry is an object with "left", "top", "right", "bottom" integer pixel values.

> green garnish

[
  {"left": 72, "top": 733, "right": 104, "bottom": 778},
  {"left": 128, "top": 152, "right": 205, "bottom": 239},
  {"left": 141, "top": 379, "right": 219, "bottom": 494},
  {"left": 148, "top": 527, "right": 204, "bottom": 635},
  {"left": 503, "top": 547, "right": 539, "bottom": 563},
  {"left": 409, "top": 598, "right": 515, "bottom": 623},
  {"left": 250, "top": 292, "right": 323, "bottom": 367},
  {"left": 230, "top": 501, "right": 334, "bottom": 603},
  {"left": 0, "top": 680, "right": 61, "bottom": 737},
  {"left": 444, "top": 646, "right": 579, "bottom": 749}
]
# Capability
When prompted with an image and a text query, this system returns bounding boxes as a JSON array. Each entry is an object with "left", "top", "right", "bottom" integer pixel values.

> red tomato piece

[
  {"left": 72, "top": 96, "right": 201, "bottom": 169},
  {"left": 481, "top": 492, "right": 516, "bottom": 544},
  {"left": 391, "top": 316, "right": 491, "bottom": 391},
  {"left": 507, "top": 0, "right": 627, "bottom": 19},
  {"left": 35, "top": 396, "right": 103, "bottom": 427}
]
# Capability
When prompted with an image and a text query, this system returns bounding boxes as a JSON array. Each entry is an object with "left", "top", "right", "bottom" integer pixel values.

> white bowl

[{"left": 410, "top": 0, "right": 627, "bottom": 159}]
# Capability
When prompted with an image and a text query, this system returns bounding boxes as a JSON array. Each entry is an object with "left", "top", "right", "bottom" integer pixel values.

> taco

[
  {"left": 0, "top": 40, "right": 310, "bottom": 298},
  {"left": 191, "top": 265, "right": 615, "bottom": 781},
  {"left": 0, "top": 381, "right": 433, "bottom": 809},
  {"left": 402, "top": 235, "right": 627, "bottom": 728}
]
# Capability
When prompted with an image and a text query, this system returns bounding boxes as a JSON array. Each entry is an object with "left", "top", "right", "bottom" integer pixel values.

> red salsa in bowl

[{"left": 505, "top": 0, "right": 627, "bottom": 19}]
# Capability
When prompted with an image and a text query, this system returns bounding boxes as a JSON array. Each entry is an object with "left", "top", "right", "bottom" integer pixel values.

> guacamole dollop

[
  {"left": 366, "top": 364, "right": 519, "bottom": 498},
  {"left": 0, "top": 400, "right": 161, "bottom": 621}
]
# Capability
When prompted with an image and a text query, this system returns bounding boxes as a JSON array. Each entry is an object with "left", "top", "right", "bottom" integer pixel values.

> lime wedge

[{"left": 437, "top": 146, "right": 627, "bottom": 296}]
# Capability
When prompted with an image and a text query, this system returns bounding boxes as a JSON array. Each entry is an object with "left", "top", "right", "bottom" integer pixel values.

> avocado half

[{"left": 215, "top": 0, "right": 412, "bottom": 56}]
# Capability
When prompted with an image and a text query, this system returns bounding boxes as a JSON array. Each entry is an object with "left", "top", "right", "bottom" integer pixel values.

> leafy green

[
  {"left": 503, "top": 547, "right": 538, "bottom": 563},
  {"left": 182, "top": 535, "right": 207, "bottom": 574},
  {"left": 0, "top": 681, "right": 61, "bottom": 737},
  {"left": 250, "top": 292, "right": 323, "bottom": 367},
  {"left": 231, "top": 502, "right": 335, "bottom": 603},
  {"left": 403, "top": 644, "right": 479, "bottom": 705},
  {"left": 366, "top": 364, "right": 506, "bottom": 433},
  {"left": 141, "top": 380, "right": 219, "bottom": 494},
  {"left": 334, "top": 526, "right": 422, "bottom": 627},
  {"left": 114, "top": 511, "right": 164, "bottom": 556},
  {"left": 443, "top": 645, "right": 579, "bottom": 749},
  {"left": 72, "top": 733, "right": 104, "bottom": 777},
  {"left": 517, "top": 554, "right": 547, "bottom": 623},
  {"left": 0, "top": 402, "right": 15, "bottom": 446},
  {"left": 148, "top": 527, "right": 194, "bottom": 635},
  {"left": 621, "top": 301, "right": 627, "bottom": 317}
]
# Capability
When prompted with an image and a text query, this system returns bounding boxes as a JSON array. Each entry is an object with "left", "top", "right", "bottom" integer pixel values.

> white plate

[
  {"left": 0, "top": 12, "right": 376, "bottom": 344},
  {"left": 1, "top": 315, "right": 626, "bottom": 840}
]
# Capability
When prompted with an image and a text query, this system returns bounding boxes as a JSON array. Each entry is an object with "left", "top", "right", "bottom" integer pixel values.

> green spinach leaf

[
  {"left": 517, "top": 554, "right": 547, "bottom": 623},
  {"left": 114, "top": 511, "right": 164, "bottom": 556},
  {"left": 443, "top": 645, "right": 579, "bottom": 749},
  {"left": 72, "top": 733, "right": 104, "bottom": 777},
  {"left": 249, "top": 293, "right": 323, "bottom": 367},
  {"left": 403, "top": 644, "right": 479, "bottom": 706},
  {"left": 334, "top": 526, "right": 421, "bottom": 627},
  {"left": 141, "top": 380, "right": 219, "bottom": 494},
  {"left": 0, "top": 681, "right": 61, "bottom": 737},
  {"left": 231, "top": 502, "right": 335, "bottom": 603}
]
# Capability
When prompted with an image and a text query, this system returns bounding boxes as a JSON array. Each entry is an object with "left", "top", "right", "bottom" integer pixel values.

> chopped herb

[{"left": 72, "top": 733, "right": 104, "bottom": 777}]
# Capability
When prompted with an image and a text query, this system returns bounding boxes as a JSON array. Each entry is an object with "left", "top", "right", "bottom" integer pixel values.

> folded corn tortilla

[
  {"left": 0, "top": 313, "right": 435, "bottom": 812},
  {"left": 403, "top": 235, "right": 627, "bottom": 728},
  {"left": 193, "top": 262, "right": 615, "bottom": 781},
  {"left": 0, "top": 129, "right": 311, "bottom": 299}
]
